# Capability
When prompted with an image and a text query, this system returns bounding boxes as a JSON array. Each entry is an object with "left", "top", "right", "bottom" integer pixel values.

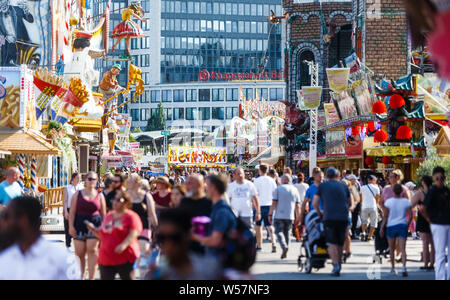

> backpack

[{"left": 219, "top": 206, "right": 257, "bottom": 272}]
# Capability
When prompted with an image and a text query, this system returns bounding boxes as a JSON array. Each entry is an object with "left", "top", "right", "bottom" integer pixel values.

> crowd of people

[{"left": 0, "top": 163, "right": 449, "bottom": 280}]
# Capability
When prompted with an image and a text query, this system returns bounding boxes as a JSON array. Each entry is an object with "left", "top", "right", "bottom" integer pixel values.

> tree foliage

[
  {"left": 146, "top": 101, "right": 166, "bottom": 132},
  {"left": 416, "top": 146, "right": 450, "bottom": 186}
]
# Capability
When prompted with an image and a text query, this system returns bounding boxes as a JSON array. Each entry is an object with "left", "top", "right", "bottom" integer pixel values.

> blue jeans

[{"left": 274, "top": 219, "right": 292, "bottom": 250}]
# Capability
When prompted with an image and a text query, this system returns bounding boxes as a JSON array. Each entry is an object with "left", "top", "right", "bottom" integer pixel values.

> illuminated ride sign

[
  {"left": 168, "top": 146, "right": 227, "bottom": 165},
  {"left": 199, "top": 69, "right": 285, "bottom": 82}
]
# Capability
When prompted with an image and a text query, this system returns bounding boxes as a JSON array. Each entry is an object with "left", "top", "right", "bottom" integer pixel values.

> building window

[
  {"left": 151, "top": 90, "right": 160, "bottom": 103},
  {"left": 141, "top": 90, "right": 149, "bottom": 103},
  {"left": 186, "top": 108, "right": 197, "bottom": 120},
  {"left": 257, "top": 88, "right": 269, "bottom": 100},
  {"left": 165, "top": 108, "right": 172, "bottom": 121},
  {"left": 244, "top": 88, "right": 253, "bottom": 100},
  {"left": 212, "top": 107, "right": 225, "bottom": 120},
  {"left": 226, "top": 88, "right": 239, "bottom": 101},
  {"left": 173, "top": 89, "right": 185, "bottom": 102},
  {"left": 226, "top": 107, "right": 239, "bottom": 119},
  {"left": 199, "top": 89, "right": 210, "bottom": 101},
  {"left": 212, "top": 89, "right": 224, "bottom": 101},
  {"left": 162, "top": 90, "right": 172, "bottom": 102},
  {"left": 270, "top": 88, "right": 284, "bottom": 101},
  {"left": 131, "top": 109, "right": 140, "bottom": 121},
  {"left": 199, "top": 107, "right": 210, "bottom": 120},
  {"left": 140, "top": 108, "right": 149, "bottom": 121},
  {"left": 173, "top": 108, "right": 184, "bottom": 120},
  {"left": 186, "top": 89, "right": 197, "bottom": 102}
]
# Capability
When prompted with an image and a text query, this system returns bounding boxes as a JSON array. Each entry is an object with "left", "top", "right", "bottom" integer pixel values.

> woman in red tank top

[
  {"left": 69, "top": 171, "right": 106, "bottom": 280},
  {"left": 152, "top": 176, "right": 172, "bottom": 212}
]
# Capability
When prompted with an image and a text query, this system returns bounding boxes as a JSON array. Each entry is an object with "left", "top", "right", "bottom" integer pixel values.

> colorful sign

[
  {"left": 168, "top": 146, "right": 227, "bottom": 165},
  {"left": 345, "top": 135, "right": 363, "bottom": 158},
  {"left": 300, "top": 86, "right": 323, "bottom": 110},
  {"left": 0, "top": 67, "right": 25, "bottom": 128},
  {"left": 241, "top": 98, "right": 286, "bottom": 120},
  {"left": 318, "top": 111, "right": 326, "bottom": 129},
  {"left": 199, "top": 69, "right": 284, "bottom": 82},
  {"left": 116, "top": 114, "right": 132, "bottom": 137},
  {"left": 327, "top": 68, "right": 350, "bottom": 92},
  {"left": 324, "top": 103, "right": 340, "bottom": 125}
]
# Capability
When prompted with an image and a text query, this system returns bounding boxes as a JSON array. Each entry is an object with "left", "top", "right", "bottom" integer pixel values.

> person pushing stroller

[{"left": 312, "top": 168, "right": 352, "bottom": 277}]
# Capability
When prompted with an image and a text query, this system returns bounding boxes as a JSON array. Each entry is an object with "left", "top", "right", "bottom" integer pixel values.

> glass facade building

[{"left": 160, "top": 0, "right": 283, "bottom": 83}]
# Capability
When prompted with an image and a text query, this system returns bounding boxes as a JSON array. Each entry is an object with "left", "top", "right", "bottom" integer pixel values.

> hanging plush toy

[{"left": 111, "top": 1, "right": 147, "bottom": 57}]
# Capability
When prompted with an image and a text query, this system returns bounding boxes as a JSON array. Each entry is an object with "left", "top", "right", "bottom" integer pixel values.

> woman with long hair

[
  {"left": 170, "top": 185, "right": 187, "bottom": 208},
  {"left": 69, "top": 172, "right": 106, "bottom": 280},
  {"left": 127, "top": 173, "right": 158, "bottom": 255},
  {"left": 63, "top": 172, "right": 82, "bottom": 249},
  {"left": 412, "top": 175, "right": 435, "bottom": 271}
]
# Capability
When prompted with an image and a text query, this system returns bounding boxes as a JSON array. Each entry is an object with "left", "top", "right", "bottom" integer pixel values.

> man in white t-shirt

[
  {"left": 253, "top": 164, "right": 277, "bottom": 252},
  {"left": 360, "top": 175, "right": 381, "bottom": 241},
  {"left": 226, "top": 168, "right": 260, "bottom": 229}
]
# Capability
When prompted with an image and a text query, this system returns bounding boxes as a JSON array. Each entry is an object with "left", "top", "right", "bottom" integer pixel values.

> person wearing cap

[
  {"left": 64, "top": 31, "right": 100, "bottom": 90},
  {"left": 313, "top": 167, "right": 351, "bottom": 277},
  {"left": 360, "top": 175, "right": 381, "bottom": 242},
  {"left": 99, "top": 64, "right": 125, "bottom": 112},
  {"left": 152, "top": 176, "right": 172, "bottom": 213}
]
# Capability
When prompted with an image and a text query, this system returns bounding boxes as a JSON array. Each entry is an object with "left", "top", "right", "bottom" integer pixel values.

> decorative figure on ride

[
  {"left": 98, "top": 64, "right": 125, "bottom": 113},
  {"left": 111, "top": 1, "right": 146, "bottom": 58}
]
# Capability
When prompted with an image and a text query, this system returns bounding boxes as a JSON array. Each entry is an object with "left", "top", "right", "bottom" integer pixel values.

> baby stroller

[
  {"left": 297, "top": 211, "right": 329, "bottom": 274},
  {"left": 373, "top": 207, "right": 389, "bottom": 263}
]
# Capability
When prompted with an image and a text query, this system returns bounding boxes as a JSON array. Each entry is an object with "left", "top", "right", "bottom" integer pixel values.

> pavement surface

[{"left": 43, "top": 233, "right": 436, "bottom": 280}]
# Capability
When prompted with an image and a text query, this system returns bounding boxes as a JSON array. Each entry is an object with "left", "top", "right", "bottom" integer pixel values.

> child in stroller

[{"left": 297, "top": 210, "right": 329, "bottom": 273}]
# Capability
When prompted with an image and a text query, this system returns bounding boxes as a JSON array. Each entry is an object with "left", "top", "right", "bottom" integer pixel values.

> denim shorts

[
  {"left": 386, "top": 224, "right": 408, "bottom": 239},
  {"left": 255, "top": 206, "right": 271, "bottom": 227}
]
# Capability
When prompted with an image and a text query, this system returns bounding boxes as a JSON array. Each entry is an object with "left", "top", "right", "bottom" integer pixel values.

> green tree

[
  {"left": 416, "top": 146, "right": 450, "bottom": 186},
  {"left": 146, "top": 101, "right": 166, "bottom": 132}
]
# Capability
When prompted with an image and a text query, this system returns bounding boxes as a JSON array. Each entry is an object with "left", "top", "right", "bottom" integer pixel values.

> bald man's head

[
  {"left": 281, "top": 175, "right": 292, "bottom": 185},
  {"left": 234, "top": 168, "right": 245, "bottom": 183},
  {"left": 6, "top": 167, "right": 19, "bottom": 184},
  {"left": 186, "top": 174, "right": 205, "bottom": 198}
]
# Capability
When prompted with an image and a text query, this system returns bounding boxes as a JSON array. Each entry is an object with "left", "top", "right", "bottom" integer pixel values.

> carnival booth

[{"left": 226, "top": 89, "right": 286, "bottom": 167}]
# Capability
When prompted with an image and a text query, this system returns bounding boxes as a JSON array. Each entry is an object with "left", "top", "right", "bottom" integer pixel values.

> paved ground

[
  {"left": 252, "top": 237, "right": 436, "bottom": 280},
  {"left": 44, "top": 233, "right": 435, "bottom": 280}
]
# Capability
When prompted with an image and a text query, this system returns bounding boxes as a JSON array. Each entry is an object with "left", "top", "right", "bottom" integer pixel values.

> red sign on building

[{"left": 199, "top": 69, "right": 284, "bottom": 81}]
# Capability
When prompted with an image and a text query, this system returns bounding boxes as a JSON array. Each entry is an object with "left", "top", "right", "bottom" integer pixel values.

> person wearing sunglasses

[
  {"left": 88, "top": 189, "right": 143, "bottom": 280},
  {"left": 69, "top": 171, "right": 106, "bottom": 280},
  {"left": 145, "top": 208, "right": 220, "bottom": 280},
  {"left": 422, "top": 166, "right": 450, "bottom": 280}
]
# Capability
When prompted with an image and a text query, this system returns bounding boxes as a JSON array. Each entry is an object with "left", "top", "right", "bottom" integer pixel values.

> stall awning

[
  {"left": 68, "top": 118, "right": 102, "bottom": 133},
  {"left": 0, "top": 131, "right": 61, "bottom": 156},
  {"left": 433, "top": 127, "right": 450, "bottom": 157}
]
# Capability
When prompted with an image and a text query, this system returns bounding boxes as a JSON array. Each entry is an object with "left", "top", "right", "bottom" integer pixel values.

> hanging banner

[
  {"left": 324, "top": 103, "right": 340, "bottom": 125},
  {"left": 168, "top": 146, "right": 227, "bottom": 165},
  {"left": 331, "top": 90, "right": 358, "bottom": 120},
  {"left": 345, "top": 54, "right": 361, "bottom": 74},
  {"left": 300, "top": 86, "right": 323, "bottom": 110},
  {"left": 327, "top": 68, "right": 350, "bottom": 92},
  {"left": 352, "top": 79, "right": 374, "bottom": 116}
]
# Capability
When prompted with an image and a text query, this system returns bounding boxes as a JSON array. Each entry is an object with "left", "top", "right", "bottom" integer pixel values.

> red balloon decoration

[
  {"left": 365, "top": 157, "right": 374, "bottom": 165},
  {"left": 382, "top": 156, "right": 391, "bottom": 164},
  {"left": 389, "top": 94, "right": 405, "bottom": 109},
  {"left": 374, "top": 129, "right": 388, "bottom": 143},
  {"left": 372, "top": 100, "right": 387, "bottom": 114},
  {"left": 368, "top": 121, "right": 375, "bottom": 132},
  {"left": 396, "top": 125, "right": 413, "bottom": 140},
  {"left": 351, "top": 126, "right": 360, "bottom": 136}
]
